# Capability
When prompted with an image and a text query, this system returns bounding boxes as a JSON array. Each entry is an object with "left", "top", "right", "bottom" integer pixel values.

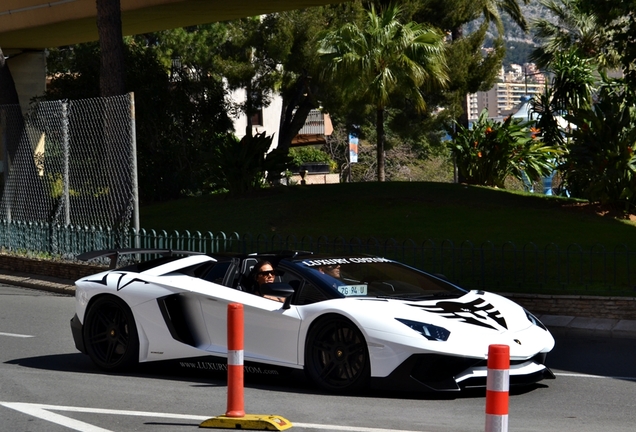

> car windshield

[{"left": 298, "top": 257, "right": 467, "bottom": 300}]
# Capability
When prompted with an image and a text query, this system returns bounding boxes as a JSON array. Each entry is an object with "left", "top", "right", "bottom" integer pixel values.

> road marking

[
  {"left": 293, "top": 424, "right": 425, "bottom": 431},
  {"left": 1, "top": 403, "right": 111, "bottom": 432},
  {"left": 0, "top": 332, "right": 34, "bottom": 338},
  {"left": 554, "top": 372, "right": 636, "bottom": 381},
  {"left": 0, "top": 402, "right": 427, "bottom": 432}
]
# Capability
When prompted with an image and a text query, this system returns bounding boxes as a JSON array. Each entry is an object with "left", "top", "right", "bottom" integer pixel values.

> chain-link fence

[{"left": 0, "top": 94, "right": 138, "bottom": 252}]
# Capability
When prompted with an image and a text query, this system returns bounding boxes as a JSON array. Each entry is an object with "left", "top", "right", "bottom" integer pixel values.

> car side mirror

[
  {"left": 260, "top": 282, "right": 294, "bottom": 296},
  {"left": 260, "top": 282, "right": 295, "bottom": 309}
]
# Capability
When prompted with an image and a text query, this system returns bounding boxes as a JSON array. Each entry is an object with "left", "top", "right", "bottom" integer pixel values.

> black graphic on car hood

[{"left": 415, "top": 297, "right": 507, "bottom": 330}]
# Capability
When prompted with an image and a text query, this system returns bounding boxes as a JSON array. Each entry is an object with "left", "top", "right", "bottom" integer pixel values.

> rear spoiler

[{"left": 76, "top": 248, "right": 204, "bottom": 269}]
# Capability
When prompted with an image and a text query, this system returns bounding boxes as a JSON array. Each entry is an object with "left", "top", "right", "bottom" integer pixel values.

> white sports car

[{"left": 70, "top": 249, "right": 555, "bottom": 392}]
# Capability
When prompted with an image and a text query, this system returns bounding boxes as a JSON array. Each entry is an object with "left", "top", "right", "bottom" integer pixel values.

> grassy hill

[{"left": 140, "top": 182, "right": 636, "bottom": 249}]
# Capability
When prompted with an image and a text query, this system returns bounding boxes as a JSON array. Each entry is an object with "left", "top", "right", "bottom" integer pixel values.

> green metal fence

[{"left": 0, "top": 220, "right": 634, "bottom": 296}]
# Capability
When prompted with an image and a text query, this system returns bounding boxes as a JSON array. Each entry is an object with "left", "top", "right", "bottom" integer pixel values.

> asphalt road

[{"left": 1, "top": 284, "right": 636, "bottom": 432}]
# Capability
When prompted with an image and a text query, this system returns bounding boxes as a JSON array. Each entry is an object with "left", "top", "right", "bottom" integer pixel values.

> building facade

[{"left": 467, "top": 63, "right": 547, "bottom": 121}]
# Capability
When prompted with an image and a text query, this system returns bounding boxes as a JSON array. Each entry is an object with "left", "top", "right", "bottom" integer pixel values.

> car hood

[
  {"left": 347, "top": 290, "right": 537, "bottom": 335},
  {"left": 331, "top": 290, "right": 554, "bottom": 359}
]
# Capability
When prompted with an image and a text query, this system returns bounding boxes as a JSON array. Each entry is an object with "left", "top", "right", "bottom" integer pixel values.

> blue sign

[{"left": 349, "top": 134, "right": 358, "bottom": 163}]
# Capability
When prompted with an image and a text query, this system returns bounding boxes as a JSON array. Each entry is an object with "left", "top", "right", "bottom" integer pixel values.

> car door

[
  {"left": 197, "top": 280, "right": 302, "bottom": 368},
  {"left": 242, "top": 299, "right": 302, "bottom": 367}
]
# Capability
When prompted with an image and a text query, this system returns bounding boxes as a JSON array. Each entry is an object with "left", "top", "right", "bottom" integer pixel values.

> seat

[{"left": 237, "top": 257, "right": 259, "bottom": 293}]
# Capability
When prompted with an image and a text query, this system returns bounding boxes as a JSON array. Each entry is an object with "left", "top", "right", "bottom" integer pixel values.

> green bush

[
  {"left": 561, "top": 92, "right": 636, "bottom": 213},
  {"left": 449, "top": 110, "right": 561, "bottom": 188},
  {"left": 288, "top": 146, "right": 336, "bottom": 172}
]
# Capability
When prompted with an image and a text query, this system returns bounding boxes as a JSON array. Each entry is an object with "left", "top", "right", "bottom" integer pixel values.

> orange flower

[
  {"left": 530, "top": 126, "right": 540, "bottom": 140},
  {"left": 485, "top": 127, "right": 493, "bottom": 134},
  {"left": 477, "top": 151, "right": 482, "bottom": 158}
]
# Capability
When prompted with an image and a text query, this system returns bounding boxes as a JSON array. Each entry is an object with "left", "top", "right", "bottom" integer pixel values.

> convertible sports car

[{"left": 70, "top": 249, "right": 555, "bottom": 392}]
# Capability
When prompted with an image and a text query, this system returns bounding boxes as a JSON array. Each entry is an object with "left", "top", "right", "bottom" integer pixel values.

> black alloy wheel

[
  {"left": 83, "top": 296, "right": 139, "bottom": 371},
  {"left": 305, "top": 315, "right": 370, "bottom": 392}
]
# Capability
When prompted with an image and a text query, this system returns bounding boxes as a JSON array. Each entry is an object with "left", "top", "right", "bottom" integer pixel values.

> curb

[
  {"left": 0, "top": 272, "right": 75, "bottom": 296},
  {"left": 539, "top": 314, "right": 636, "bottom": 338}
]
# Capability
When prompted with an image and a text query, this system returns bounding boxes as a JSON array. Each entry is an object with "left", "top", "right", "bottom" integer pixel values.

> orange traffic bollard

[
  {"left": 485, "top": 344, "right": 510, "bottom": 432},
  {"left": 226, "top": 302, "right": 245, "bottom": 417},
  {"left": 200, "top": 303, "right": 292, "bottom": 430}
]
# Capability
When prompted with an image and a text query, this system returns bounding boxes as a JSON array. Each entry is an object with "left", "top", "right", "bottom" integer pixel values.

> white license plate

[{"left": 337, "top": 285, "right": 368, "bottom": 296}]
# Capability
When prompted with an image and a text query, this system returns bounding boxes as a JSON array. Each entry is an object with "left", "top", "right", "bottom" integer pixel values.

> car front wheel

[
  {"left": 305, "top": 315, "right": 370, "bottom": 392},
  {"left": 83, "top": 296, "right": 139, "bottom": 371}
]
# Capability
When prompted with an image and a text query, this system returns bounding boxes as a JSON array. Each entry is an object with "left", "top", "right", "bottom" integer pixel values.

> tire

[
  {"left": 83, "top": 296, "right": 139, "bottom": 371},
  {"left": 305, "top": 315, "right": 370, "bottom": 392}
]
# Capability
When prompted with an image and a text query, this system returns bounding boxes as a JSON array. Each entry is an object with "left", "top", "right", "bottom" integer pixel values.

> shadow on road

[
  {"left": 548, "top": 331, "right": 636, "bottom": 381},
  {"left": 5, "top": 353, "right": 553, "bottom": 401}
]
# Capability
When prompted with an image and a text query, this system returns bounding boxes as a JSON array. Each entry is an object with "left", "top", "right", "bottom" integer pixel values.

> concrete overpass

[{"left": 0, "top": 0, "right": 343, "bottom": 107}]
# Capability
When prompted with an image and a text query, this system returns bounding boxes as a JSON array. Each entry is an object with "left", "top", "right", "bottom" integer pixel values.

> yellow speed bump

[{"left": 199, "top": 413, "right": 292, "bottom": 430}]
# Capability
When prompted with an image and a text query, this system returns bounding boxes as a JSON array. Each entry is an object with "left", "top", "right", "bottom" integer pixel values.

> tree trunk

[
  {"left": 277, "top": 75, "right": 316, "bottom": 155},
  {"left": 244, "top": 80, "right": 254, "bottom": 138},
  {"left": 96, "top": 0, "right": 126, "bottom": 96},
  {"left": 376, "top": 107, "right": 385, "bottom": 182},
  {"left": 278, "top": 97, "right": 314, "bottom": 154},
  {"left": 452, "top": 25, "right": 469, "bottom": 130},
  {"left": 95, "top": 1, "right": 128, "bottom": 231}
]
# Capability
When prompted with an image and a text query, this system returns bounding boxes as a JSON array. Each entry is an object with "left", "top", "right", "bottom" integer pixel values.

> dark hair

[
  {"left": 249, "top": 260, "right": 273, "bottom": 295},
  {"left": 251, "top": 260, "right": 273, "bottom": 280}
]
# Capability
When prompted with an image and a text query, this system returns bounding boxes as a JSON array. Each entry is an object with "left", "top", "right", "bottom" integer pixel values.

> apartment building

[{"left": 467, "top": 63, "right": 547, "bottom": 121}]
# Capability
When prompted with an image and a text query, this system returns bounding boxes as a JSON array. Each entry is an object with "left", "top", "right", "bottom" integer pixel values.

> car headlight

[
  {"left": 525, "top": 309, "right": 548, "bottom": 331},
  {"left": 396, "top": 318, "right": 450, "bottom": 341}
]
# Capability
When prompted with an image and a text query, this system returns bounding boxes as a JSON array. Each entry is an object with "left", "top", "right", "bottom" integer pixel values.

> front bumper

[{"left": 371, "top": 352, "right": 555, "bottom": 392}]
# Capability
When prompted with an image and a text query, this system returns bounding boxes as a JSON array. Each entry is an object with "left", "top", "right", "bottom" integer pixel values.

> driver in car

[{"left": 252, "top": 260, "right": 285, "bottom": 302}]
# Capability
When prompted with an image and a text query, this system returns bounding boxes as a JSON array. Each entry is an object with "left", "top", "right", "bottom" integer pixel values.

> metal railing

[
  {"left": 1, "top": 220, "right": 634, "bottom": 296},
  {"left": 296, "top": 109, "right": 327, "bottom": 135}
]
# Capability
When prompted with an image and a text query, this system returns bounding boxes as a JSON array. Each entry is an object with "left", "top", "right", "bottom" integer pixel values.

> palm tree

[
  {"left": 476, "top": 0, "right": 528, "bottom": 37},
  {"left": 530, "top": 0, "right": 620, "bottom": 71},
  {"left": 319, "top": 3, "right": 448, "bottom": 181},
  {"left": 431, "top": 0, "right": 529, "bottom": 129}
]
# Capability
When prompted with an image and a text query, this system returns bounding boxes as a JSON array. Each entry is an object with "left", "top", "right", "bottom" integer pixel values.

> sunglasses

[{"left": 257, "top": 270, "right": 276, "bottom": 277}]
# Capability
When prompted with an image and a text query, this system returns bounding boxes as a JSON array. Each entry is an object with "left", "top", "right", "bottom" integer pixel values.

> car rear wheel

[
  {"left": 83, "top": 296, "right": 139, "bottom": 371},
  {"left": 305, "top": 315, "right": 370, "bottom": 392}
]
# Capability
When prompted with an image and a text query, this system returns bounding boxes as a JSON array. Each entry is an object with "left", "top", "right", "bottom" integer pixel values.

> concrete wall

[
  {"left": 0, "top": 255, "right": 105, "bottom": 281},
  {"left": 506, "top": 293, "right": 636, "bottom": 321},
  {"left": 6, "top": 51, "right": 47, "bottom": 113},
  {"left": 290, "top": 173, "right": 340, "bottom": 185}
]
